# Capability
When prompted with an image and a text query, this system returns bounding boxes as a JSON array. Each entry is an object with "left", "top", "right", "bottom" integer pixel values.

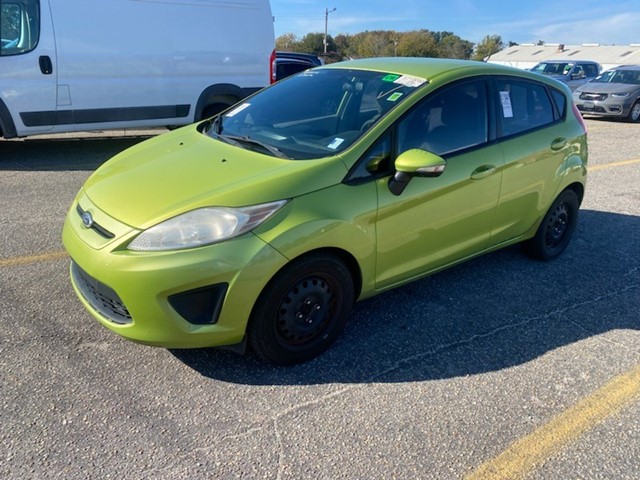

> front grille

[
  {"left": 71, "top": 262, "right": 132, "bottom": 325},
  {"left": 579, "top": 92, "right": 608, "bottom": 101},
  {"left": 76, "top": 204, "right": 115, "bottom": 239}
]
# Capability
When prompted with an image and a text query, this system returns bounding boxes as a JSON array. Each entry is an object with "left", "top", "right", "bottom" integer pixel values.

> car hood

[
  {"left": 83, "top": 126, "right": 349, "bottom": 229},
  {"left": 577, "top": 82, "right": 639, "bottom": 94}
]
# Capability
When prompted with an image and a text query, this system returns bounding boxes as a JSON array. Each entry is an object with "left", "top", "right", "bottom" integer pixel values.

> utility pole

[{"left": 324, "top": 7, "right": 336, "bottom": 55}]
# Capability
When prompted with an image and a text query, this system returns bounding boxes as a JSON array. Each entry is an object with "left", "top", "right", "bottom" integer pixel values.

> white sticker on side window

[
  {"left": 225, "top": 103, "right": 251, "bottom": 117},
  {"left": 500, "top": 91, "right": 514, "bottom": 118}
]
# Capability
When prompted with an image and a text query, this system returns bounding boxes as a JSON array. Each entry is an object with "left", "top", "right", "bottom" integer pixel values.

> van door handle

[
  {"left": 39, "top": 56, "right": 53, "bottom": 75},
  {"left": 470, "top": 165, "right": 496, "bottom": 180},
  {"left": 551, "top": 137, "right": 567, "bottom": 151}
]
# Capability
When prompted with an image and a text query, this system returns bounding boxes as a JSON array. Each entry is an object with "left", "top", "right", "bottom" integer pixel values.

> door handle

[
  {"left": 551, "top": 137, "right": 567, "bottom": 151},
  {"left": 39, "top": 55, "right": 53, "bottom": 75},
  {"left": 470, "top": 165, "right": 496, "bottom": 180}
]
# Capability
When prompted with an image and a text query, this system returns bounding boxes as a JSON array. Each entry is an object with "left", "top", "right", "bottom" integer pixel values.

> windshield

[
  {"left": 531, "top": 62, "right": 573, "bottom": 75},
  {"left": 204, "top": 68, "right": 426, "bottom": 160},
  {"left": 593, "top": 69, "right": 640, "bottom": 85}
]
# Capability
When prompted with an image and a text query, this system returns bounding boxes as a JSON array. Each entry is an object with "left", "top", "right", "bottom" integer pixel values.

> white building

[{"left": 488, "top": 43, "right": 640, "bottom": 71}]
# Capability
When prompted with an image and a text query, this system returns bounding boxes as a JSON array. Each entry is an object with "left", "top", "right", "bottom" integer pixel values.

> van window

[{"left": 0, "top": 0, "right": 39, "bottom": 56}]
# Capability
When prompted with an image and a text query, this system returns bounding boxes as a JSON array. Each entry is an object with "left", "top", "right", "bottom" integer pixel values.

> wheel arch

[
  {"left": 194, "top": 84, "right": 246, "bottom": 121},
  {"left": 0, "top": 98, "right": 18, "bottom": 139}
]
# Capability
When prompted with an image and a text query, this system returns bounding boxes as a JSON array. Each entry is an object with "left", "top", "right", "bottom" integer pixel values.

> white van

[{"left": 0, "top": 0, "right": 275, "bottom": 138}]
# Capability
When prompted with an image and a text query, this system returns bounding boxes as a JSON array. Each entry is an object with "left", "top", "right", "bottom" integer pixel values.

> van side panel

[{"left": 2, "top": 0, "right": 274, "bottom": 137}]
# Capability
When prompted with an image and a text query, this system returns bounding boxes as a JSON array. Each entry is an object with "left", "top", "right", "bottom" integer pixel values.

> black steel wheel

[
  {"left": 522, "top": 189, "right": 579, "bottom": 261},
  {"left": 248, "top": 253, "right": 355, "bottom": 365}
]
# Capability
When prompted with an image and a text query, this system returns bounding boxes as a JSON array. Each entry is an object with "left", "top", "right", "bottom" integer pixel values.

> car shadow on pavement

[
  {"left": 0, "top": 135, "right": 154, "bottom": 171},
  {"left": 171, "top": 208, "right": 640, "bottom": 385}
]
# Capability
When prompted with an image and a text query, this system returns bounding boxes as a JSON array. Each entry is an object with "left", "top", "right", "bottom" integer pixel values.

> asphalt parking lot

[{"left": 1, "top": 118, "right": 638, "bottom": 479}]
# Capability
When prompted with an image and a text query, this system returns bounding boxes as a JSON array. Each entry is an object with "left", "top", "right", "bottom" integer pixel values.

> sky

[{"left": 270, "top": 0, "right": 640, "bottom": 46}]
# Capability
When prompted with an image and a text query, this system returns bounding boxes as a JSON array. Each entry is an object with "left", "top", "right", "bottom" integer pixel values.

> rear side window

[
  {"left": 496, "top": 78, "right": 555, "bottom": 137},
  {"left": 0, "top": 0, "right": 39, "bottom": 56},
  {"left": 550, "top": 88, "right": 567, "bottom": 118}
]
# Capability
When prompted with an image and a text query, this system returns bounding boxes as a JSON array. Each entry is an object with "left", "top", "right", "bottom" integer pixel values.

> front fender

[{"left": 253, "top": 182, "right": 379, "bottom": 298}]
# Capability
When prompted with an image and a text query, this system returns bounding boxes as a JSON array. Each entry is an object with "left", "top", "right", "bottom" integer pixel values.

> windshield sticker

[
  {"left": 225, "top": 103, "right": 251, "bottom": 117},
  {"left": 387, "top": 92, "right": 403, "bottom": 102},
  {"left": 327, "top": 138, "right": 344, "bottom": 150},
  {"left": 393, "top": 75, "right": 427, "bottom": 87},
  {"left": 382, "top": 74, "right": 401, "bottom": 82},
  {"left": 499, "top": 91, "right": 514, "bottom": 118}
]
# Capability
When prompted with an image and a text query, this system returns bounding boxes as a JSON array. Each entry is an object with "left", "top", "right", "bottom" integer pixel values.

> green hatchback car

[{"left": 63, "top": 58, "right": 588, "bottom": 365}]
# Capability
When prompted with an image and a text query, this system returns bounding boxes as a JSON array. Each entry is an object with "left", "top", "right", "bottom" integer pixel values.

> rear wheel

[
  {"left": 248, "top": 254, "right": 355, "bottom": 365},
  {"left": 522, "top": 189, "right": 579, "bottom": 260}
]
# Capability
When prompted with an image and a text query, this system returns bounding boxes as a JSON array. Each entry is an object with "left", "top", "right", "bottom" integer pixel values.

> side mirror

[{"left": 388, "top": 149, "right": 447, "bottom": 196}]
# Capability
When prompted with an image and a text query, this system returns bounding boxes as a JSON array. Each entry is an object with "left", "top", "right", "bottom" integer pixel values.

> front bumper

[
  {"left": 62, "top": 196, "right": 288, "bottom": 349},
  {"left": 574, "top": 98, "right": 633, "bottom": 118}
]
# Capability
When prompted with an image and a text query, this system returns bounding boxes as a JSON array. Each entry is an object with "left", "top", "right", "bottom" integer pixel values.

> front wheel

[
  {"left": 627, "top": 100, "right": 640, "bottom": 123},
  {"left": 522, "top": 189, "right": 580, "bottom": 261},
  {"left": 248, "top": 254, "right": 355, "bottom": 365}
]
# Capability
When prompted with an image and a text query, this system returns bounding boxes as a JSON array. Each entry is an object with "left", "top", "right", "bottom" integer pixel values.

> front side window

[
  {"left": 0, "top": 0, "right": 39, "bottom": 56},
  {"left": 583, "top": 63, "right": 600, "bottom": 78},
  {"left": 496, "top": 79, "right": 555, "bottom": 137},
  {"left": 398, "top": 80, "right": 488, "bottom": 157}
]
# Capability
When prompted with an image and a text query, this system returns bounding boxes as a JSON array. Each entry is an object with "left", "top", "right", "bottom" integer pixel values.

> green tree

[
  {"left": 473, "top": 34, "right": 504, "bottom": 61},
  {"left": 276, "top": 33, "right": 299, "bottom": 51},
  {"left": 297, "top": 32, "right": 336, "bottom": 55},
  {"left": 437, "top": 34, "right": 474, "bottom": 59},
  {"left": 396, "top": 30, "right": 438, "bottom": 58}
]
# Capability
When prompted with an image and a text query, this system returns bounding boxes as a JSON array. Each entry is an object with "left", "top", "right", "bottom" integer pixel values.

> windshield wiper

[{"left": 217, "top": 134, "right": 289, "bottom": 159}]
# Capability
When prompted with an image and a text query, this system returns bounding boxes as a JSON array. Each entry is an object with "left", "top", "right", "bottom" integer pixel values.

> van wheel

[
  {"left": 627, "top": 100, "right": 640, "bottom": 123},
  {"left": 248, "top": 254, "right": 354, "bottom": 365},
  {"left": 522, "top": 189, "right": 579, "bottom": 260}
]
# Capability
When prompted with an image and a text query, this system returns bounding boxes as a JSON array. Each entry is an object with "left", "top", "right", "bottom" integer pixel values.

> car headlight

[
  {"left": 128, "top": 200, "right": 287, "bottom": 251},
  {"left": 611, "top": 92, "right": 629, "bottom": 98}
]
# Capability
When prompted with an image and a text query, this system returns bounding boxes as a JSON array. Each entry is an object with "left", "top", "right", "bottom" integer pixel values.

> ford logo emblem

[{"left": 81, "top": 211, "right": 94, "bottom": 228}]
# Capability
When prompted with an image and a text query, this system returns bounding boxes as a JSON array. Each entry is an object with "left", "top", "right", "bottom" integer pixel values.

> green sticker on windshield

[
  {"left": 387, "top": 92, "right": 403, "bottom": 102},
  {"left": 382, "top": 74, "right": 401, "bottom": 82}
]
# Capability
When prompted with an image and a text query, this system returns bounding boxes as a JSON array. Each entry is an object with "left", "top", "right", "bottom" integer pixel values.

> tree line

[{"left": 276, "top": 30, "right": 510, "bottom": 62}]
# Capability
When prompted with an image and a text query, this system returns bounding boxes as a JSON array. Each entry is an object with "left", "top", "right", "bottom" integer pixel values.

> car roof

[{"left": 321, "top": 57, "right": 559, "bottom": 87}]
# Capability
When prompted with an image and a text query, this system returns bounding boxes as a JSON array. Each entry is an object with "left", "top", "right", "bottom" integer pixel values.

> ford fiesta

[{"left": 63, "top": 58, "right": 588, "bottom": 365}]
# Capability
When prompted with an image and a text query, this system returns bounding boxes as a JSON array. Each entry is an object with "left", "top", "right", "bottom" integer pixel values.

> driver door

[{"left": 374, "top": 79, "right": 504, "bottom": 289}]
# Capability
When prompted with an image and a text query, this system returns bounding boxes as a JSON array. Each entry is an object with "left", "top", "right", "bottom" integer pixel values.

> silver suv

[
  {"left": 530, "top": 60, "right": 601, "bottom": 91},
  {"left": 573, "top": 65, "right": 640, "bottom": 122}
]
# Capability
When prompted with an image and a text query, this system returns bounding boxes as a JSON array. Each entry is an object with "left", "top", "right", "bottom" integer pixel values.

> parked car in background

[
  {"left": 275, "top": 51, "right": 323, "bottom": 81},
  {"left": 63, "top": 58, "right": 588, "bottom": 365},
  {"left": 573, "top": 65, "right": 640, "bottom": 122},
  {"left": 530, "top": 60, "right": 601, "bottom": 91}
]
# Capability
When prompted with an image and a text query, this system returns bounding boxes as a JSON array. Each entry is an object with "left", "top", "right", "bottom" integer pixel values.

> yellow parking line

[
  {"left": 465, "top": 365, "right": 640, "bottom": 480},
  {"left": 0, "top": 250, "right": 67, "bottom": 267},
  {"left": 590, "top": 158, "right": 640, "bottom": 171}
]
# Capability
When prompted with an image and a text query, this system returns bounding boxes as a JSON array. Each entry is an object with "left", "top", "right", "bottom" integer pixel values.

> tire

[
  {"left": 522, "top": 189, "right": 579, "bottom": 261},
  {"left": 627, "top": 100, "right": 640, "bottom": 123},
  {"left": 248, "top": 254, "right": 355, "bottom": 365}
]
